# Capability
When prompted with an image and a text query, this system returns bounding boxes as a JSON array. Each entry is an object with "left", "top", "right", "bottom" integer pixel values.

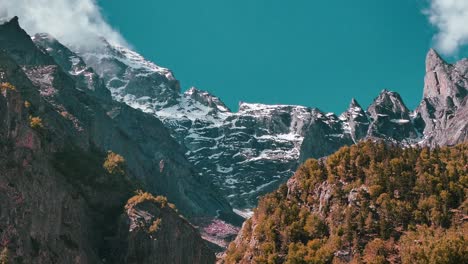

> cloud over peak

[
  {"left": 0, "top": 0, "right": 127, "bottom": 48},
  {"left": 425, "top": 0, "right": 468, "bottom": 55}
]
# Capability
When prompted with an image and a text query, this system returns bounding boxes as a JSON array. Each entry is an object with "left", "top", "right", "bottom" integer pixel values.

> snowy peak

[
  {"left": 106, "top": 44, "right": 176, "bottom": 81},
  {"left": 33, "top": 33, "right": 88, "bottom": 74},
  {"left": 343, "top": 98, "right": 367, "bottom": 119},
  {"left": 32, "top": 32, "right": 111, "bottom": 100},
  {"left": 184, "top": 87, "right": 231, "bottom": 112},
  {"left": 78, "top": 41, "right": 181, "bottom": 110}
]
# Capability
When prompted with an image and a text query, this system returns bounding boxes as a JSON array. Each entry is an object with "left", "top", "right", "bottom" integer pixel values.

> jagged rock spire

[
  {"left": 349, "top": 98, "right": 360, "bottom": 108},
  {"left": 426, "top": 48, "right": 447, "bottom": 72},
  {"left": 0, "top": 16, "right": 54, "bottom": 65},
  {"left": 184, "top": 87, "right": 231, "bottom": 112},
  {"left": 344, "top": 98, "right": 366, "bottom": 119},
  {"left": 341, "top": 98, "right": 369, "bottom": 142}
]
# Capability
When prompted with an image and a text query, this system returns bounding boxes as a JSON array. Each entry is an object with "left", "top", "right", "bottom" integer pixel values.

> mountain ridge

[{"left": 36, "top": 27, "right": 466, "bottom": 212}]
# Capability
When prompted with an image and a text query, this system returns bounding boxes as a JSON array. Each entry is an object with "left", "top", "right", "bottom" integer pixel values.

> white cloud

[
  {"left": 0, "top": 0, "right": 127, "bottom": 48},
  {"left": 425, "top": 0, "right": 468, "bottom": 55}
]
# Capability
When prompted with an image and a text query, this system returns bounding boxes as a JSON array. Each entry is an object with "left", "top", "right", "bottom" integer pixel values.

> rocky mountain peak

[
  {"left": 426, "top": 48, "right": 447, "bottom": 72},
  {"left": 373, "top": 89, "right": 408, "bottom": 111},
  {"left": 345, "top": 98, "right": 366, "bottom": 117},
  {"left": 367, "top": 89, "right": 410, "bottom": 119},
  {"left": 366, "top": 90, "right": 418, "bottom": 141},
  {"left": 423, "top": 49, "right": 467, "bottom": 103},
  {"left": 184, "top": 87, "right": 231, "bottom": 112},
  {"left": 339, "top": 98, "right": 369, "bottom": 142},
  {"left": 0, "top": 16, "right": 54, "bottom": 65},
  {"left": 1, "top": 15, "right": 19, "bottom": 27},
  {"left": 349, "top": 97, "right": 360, "bottom": 107},
  {"left": 77, "top": 40, "right": 181, "bottom": 110}
]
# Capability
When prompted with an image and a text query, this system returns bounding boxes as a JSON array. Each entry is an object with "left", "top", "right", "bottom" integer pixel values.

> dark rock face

[
  {"left": 0, "top": 17, "right": 235, "bottom": 263},
  {"left": 0, "top": 50, "right": 127, "bottom": 263},
  {"left": 0, "top": 17, "right": 54, "bottom": 65}
]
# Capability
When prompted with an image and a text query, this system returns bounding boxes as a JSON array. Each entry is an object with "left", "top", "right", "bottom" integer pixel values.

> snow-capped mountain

[{"left": 33, "top": 34, "right": 467, "bottom": 213}]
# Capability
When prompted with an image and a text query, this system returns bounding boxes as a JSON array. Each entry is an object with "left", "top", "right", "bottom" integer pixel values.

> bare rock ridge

[{"left": 0, "top": 16, "right": 236, "bottom": 263}]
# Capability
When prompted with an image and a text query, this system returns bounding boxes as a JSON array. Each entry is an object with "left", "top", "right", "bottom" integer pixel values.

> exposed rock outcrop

[
  {"left": 112, "top": 193, "right": 215, "bottom": 264},
  {"left": 415, "top": 49, "right": 468, "bottom": 146},
  {"left": 366, "top": 89, "right": 418, "bottom": 141}
]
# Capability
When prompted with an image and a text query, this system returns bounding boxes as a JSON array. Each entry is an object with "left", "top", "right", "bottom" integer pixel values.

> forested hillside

[{"left": 224, "top": 141, "right": 468, "bottom": 264}]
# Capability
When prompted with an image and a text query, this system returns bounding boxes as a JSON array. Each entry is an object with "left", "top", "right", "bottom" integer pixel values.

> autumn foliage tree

[{"left": 103, "top": 151, "right": 126, "bottom": 176}]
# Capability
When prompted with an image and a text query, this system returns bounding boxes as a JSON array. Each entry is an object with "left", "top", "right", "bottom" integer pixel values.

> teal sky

[{"left": 98, "top": 0, "right": 466, "bottom": 113}]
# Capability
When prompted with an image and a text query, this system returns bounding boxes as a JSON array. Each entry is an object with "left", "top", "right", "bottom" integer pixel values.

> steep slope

[
  {"left": 224, "top": 142, "right": 468, "bottom": 263},
  {"left": 0, "top": 17, "right": 237, "bottom": 221},
  {"left": 0, "top": 49, "right": 215, "bottom": 263},
  {"left": 0, "top": 16, "right": 231, "bottom": 263}
]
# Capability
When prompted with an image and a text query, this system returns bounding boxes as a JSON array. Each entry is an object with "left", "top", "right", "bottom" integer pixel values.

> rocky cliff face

[
  {"left": 415, "top": 49, "right": 468, "bottom": 146},
  {"left": 113, "top": 192, "right": 215, "bottom": 264},
  {"left": 0, "top": 17, "right": 235, "bottom": 221},
  {"left": 0, "top": 17, "right": 224, "bottom": 263}
]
